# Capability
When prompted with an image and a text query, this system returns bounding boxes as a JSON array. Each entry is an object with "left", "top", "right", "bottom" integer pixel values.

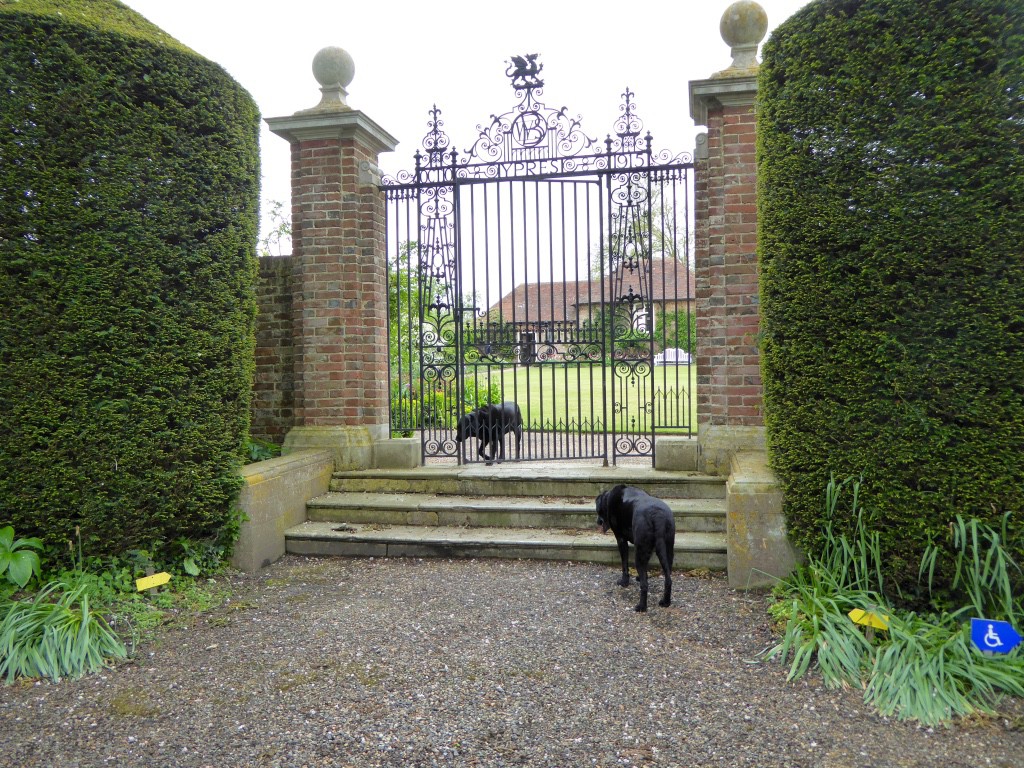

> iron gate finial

[{"left": 506, "top": 54, "right": 544, "bottom": 90}]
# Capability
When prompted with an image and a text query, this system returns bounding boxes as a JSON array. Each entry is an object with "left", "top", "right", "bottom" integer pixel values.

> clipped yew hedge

[
  {"left": 0, "top": 0, "right": 259, "bottom": 562},
  {"left": 757, "top": 0, "right": 1024, "bottom": 592}
]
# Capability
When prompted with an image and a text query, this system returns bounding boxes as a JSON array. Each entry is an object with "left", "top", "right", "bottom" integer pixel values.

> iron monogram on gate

[{"left": 383, "top": 55, "right": 695, "bottom": 465}]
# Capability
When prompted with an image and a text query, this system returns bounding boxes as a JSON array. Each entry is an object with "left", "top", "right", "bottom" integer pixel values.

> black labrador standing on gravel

[
  {"left": 595, "top": 484, "right": 675, "bottom": 612},
  {"left": 455, "top": 401, "right": 523, "bottom": 465}
]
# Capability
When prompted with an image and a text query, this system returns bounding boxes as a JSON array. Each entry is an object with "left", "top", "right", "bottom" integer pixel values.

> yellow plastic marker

[
  {"left": 848, "top": 608, "right": 890, "bottom": 630},
  {"left": 136, "top": 572, "right": 171, "bottom": 591}
]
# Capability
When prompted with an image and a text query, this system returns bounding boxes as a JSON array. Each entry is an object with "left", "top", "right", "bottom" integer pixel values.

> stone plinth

[
  {"left": 654, "top": 436, "right": 699, "bottom": 472},
  {"left": 725, "top": 451, "right": 802, "bottom": 589}
]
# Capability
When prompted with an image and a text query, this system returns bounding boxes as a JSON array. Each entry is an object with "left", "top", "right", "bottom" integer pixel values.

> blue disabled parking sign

[{"left": 971, "top": 618, "right": 1022, "bottom": 655}]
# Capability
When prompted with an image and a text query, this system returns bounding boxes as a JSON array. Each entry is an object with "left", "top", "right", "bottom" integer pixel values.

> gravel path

[{"left": 2, "top": 555, "right": 1022, "bottom": 768}]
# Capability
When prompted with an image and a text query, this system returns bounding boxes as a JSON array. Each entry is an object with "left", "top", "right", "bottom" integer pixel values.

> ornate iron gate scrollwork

[{"left": 383, "top": 55, "right": 695, "bottom": 465}]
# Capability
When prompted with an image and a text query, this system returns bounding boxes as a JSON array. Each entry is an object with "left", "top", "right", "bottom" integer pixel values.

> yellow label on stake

[
  {"left": 848, "top": 608, "right": 890, "bottom": 630},
  {"left": 136, "top": 572, "right": 171, "bottom": 591}
]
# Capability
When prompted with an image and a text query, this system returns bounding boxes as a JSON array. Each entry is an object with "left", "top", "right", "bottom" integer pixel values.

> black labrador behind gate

[
  {"left": 595, "top": 484, "right": 675, "bottom": 612},
  {"left": 455, "top": 401, "right": 523, "bottom": 465}
]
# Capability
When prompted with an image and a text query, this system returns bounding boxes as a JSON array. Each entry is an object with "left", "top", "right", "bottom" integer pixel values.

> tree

[
  {"left": 388, "top": 241, "right": 462, "bottom": 431},
  {"left": 590, "top": 183, "right": 691, "bottom": 278},
  {"left": 258, "top": 199, "right": 292, "bottom": 258}
]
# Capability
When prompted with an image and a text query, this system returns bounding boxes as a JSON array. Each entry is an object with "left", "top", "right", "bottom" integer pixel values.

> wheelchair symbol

[
  {"left": 972, "top": 617, "right": 1021, "bottom": 654},
  {"left": 984, "top": 623, "right": 1004, "bottom": 649}
]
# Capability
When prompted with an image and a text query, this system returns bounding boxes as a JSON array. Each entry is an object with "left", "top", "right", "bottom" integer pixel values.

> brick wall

[
  {"left": 251, "top": 255, "right": 294, "bottom": 443},
  {"left": 289, "top": 137, "right": 389, "bottom": 428},
  {"left": 694, "top": 102, "right": 763, "bottom": 429}
]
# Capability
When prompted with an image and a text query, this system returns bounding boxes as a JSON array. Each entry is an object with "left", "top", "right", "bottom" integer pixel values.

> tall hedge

[
  {"left": 0, "top": 0, "right": 260, "bottom": 561},
  {"left": 757, "top": 0, "right": 1024, "bottom": 592}
]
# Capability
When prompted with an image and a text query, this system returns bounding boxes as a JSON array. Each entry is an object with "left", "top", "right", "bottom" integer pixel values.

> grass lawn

[{"left": 465, "top": 362, "right": 696, "bottom": 434}]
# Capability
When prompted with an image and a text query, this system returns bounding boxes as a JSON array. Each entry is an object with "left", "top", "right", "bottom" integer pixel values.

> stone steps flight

[{"left": 285, "top": 462, "right": 727, "bottom": 570}]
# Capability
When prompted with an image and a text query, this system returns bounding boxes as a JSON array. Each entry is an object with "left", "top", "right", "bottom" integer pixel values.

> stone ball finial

[
  {"left": 312, "top": 46, "right": 355, "bottom": 89},
  {"left": 720, "top": 1, "right": 768, "bottom": 47},
  {"left": 300, "top": 46, "right": 355, "bottom": 113},
  {"left": 715, "top": 1, "right": 769, "bottom": 77}
]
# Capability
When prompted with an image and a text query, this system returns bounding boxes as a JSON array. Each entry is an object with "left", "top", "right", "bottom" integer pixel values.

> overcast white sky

[{"left": 119, "top": 0, "right": 811, "bottom": 243}]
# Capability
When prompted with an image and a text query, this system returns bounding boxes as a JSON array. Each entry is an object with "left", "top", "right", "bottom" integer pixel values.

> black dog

[
  {"left": 455, "top": 401, "right": 523, "bottom": 465},
  {"left": 595, "top": 484, "right": 675, "bottom": 612}
]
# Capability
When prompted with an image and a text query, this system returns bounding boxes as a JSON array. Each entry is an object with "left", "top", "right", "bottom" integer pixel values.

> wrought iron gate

[{"left": 383, "top": 55, "right": 694, "bottom": 465}]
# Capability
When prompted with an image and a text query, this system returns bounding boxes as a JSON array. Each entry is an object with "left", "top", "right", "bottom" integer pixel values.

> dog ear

[
  {"left": 595, "top": 491, "right": 608, "bottom": 529},
  {"left": 611, "top": 484, "right": 627, "bottom": 506}
]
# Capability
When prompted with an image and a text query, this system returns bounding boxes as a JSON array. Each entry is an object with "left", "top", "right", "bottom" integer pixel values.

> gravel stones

[{"left": 1, "top": 555, "right": 1022, "bottom": 767}]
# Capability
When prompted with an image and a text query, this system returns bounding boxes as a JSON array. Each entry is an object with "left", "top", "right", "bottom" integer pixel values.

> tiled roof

[{"left": 486, "top": 259, "right": 694, "bottom": 323}]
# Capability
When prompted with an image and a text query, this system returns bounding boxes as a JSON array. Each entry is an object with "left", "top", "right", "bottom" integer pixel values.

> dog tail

[{"left": 656, "top": 534, "right": 674, "bottom": 574}]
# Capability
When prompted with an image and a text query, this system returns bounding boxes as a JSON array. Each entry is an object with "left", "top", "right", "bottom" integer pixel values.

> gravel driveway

[{"left": 2, "top": 555, "right": 1022, "bottom": 768}]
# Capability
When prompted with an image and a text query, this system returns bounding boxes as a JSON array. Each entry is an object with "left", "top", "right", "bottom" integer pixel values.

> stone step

[
  {"left": 329, "top": 465, "right": 726, "bottom": 500},
  {"left": 306, "top": 492, "right": 726, "bottom": 533},
  {"left": 285, "top": 522, "right": 727, "bottom": 571}
]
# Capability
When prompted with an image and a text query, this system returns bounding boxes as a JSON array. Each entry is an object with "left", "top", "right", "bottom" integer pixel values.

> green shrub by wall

[
  {"left": 757, "top": 0, "right": 1024, "bottom": 594},
  {"left": 0, "top": 0, "right": 260, "bottom": 562}
]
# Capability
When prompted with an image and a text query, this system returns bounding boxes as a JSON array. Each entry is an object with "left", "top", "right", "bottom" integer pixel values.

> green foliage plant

[
  {"left": 387, "top": 240, "right": 461, "bottom": 434},
  {"left": 0, "top": 580, "right": 127, "bottom": 684},
  {"left": 0, "top": 522, "right": 246, "bottom": 685},
  {"left": 921, "top": 513, "right": 1023, "bottom": 623},
  {"left": 462, "top": 376, "right": 503, "bottom": 412},
  {"left": 0, "top": 525, "right": 43, "bottom": 589},
  {"left": 390, "top": 371, "right": 503, "bottom": 437},
  {"left": 0, "top": 0, "right": 260, "bottom": 562},
  {"left": 765, "top": 476, "right": 883, "bottom": 688},
  {"left": 245, "top": 436, "right": 282, "bottom": 464},
  {"left": 767, "top": 477, "right": 1024, "bottom": 727},
  {"left": 865, "top": 612, "right": 1024, "bottom": 725},
  {"left": 865, "top": 511, "right": 1024, "bottom": 724},
  {"left": 757, "top": 0, "right": 1024, "bottom": 590}
]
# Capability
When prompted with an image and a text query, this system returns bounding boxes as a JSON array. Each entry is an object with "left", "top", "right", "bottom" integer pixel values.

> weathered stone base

[
  {"left": 725, "top": 450, "right": 802, "bottom": 589},
  {"left": 654, "top": 436, "right": 699, "bottom": 472},
  {"left": 283, "top": 424, "right": 389, "bottom": 471},
  {"left": 698, "top": 423, "right": 766, "bottom": 476},
  {"left": 373, "top": 436, "right": 421, "bottom": 469},
  {"left": 232, "top": 450, "right": 334, "bottom": 572}
]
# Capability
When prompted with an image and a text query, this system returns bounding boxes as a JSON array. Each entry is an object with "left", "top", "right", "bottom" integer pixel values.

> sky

[{"left": 118, "top": 0, "right": 813, "bottom": 246}]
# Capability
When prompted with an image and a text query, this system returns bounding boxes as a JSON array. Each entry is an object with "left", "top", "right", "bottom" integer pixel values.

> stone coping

[{"left": 240, "top": 449, "right": 335, "bottom": 483}]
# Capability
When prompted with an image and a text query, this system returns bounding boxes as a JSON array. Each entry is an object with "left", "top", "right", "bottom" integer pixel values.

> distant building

[
  {"left": 485, "top": 258, "right": 694, "bottom": 326},
  {"left": 478, "top": 258, "right": 695, "bottom": 364}
]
